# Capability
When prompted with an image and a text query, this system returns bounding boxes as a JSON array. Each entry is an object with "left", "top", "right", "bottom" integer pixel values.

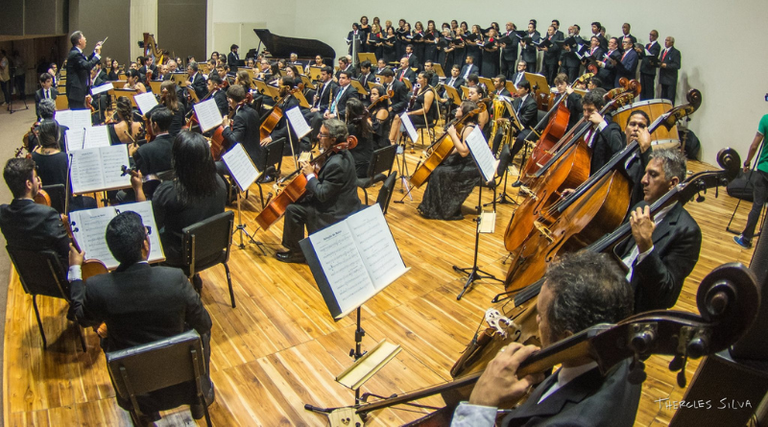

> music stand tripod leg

[{"left": 232, "top": 188, "right": 266, "bottom": 255}]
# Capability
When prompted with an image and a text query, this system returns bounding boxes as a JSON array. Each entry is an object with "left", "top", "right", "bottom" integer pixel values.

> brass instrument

[{"left": 489, "top": 95, "right": 506, "bottom": 146}]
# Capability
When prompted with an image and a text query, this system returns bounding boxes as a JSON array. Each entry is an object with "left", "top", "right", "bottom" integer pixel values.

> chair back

[
  {"left": 181, "top": 211, "right": 234, "bottom": 275},
  {"left": 365, "top": 144, "right": 397, "bottom": 186},
  {"left": 259, "top": 137, "right": 285, "bottom": 177},
  {"left": 106, "top": 330, "right": 205, "bottom": 402},
  {"left": 7, "top": 247, "right": 69, "bottom": 300},
  {"left": 42, "top": 184, "right": 66, "bottom": 214},
  {"left": 376, "top": 171, "right": 398, "bottom": 215}
]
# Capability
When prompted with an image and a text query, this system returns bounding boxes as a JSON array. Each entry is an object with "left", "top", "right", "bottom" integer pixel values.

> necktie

[
  {"left": 45, "top": 89, "right": 50, "bottom": 99},
  {"left": 585, "top": 128, "right": 595, "bottom": 147},
  {"left": 463, "top": 67, "right": 470, "bottom": 79},
  {"left": 661, "top": 49, "right": 668, "bottom": 62},
  {"left": 449, "top": 78, "right": 455, "bottom": 86},
  {"left": 331, "top": 87, "right": 345, "bottom": 113},
  {"left": 622, "top": 51, "right": 628, "bottom": 61}
]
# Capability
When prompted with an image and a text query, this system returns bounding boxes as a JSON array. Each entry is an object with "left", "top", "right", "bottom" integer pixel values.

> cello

[
  {"left": 303, "top": 262, "right": 758, "bottom": 426},
  {"left": 254, "top": 136, "right": 358, "bottom": 230},
  {"left": 504, "top": 90, "right": 703, "bottom": 292},
  {"left": 409, "top": 103, "right": 485, "bottom": 188},
  {"left": 503, "top": 88, "right": 639, "bottom": 252},
  {"left": 259, "top": 86, "right": 299, "bottom": 141}
]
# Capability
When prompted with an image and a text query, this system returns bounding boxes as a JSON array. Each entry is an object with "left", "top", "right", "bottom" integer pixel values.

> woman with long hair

[
  {"left": 158, "top": 80, "right": 185, "bottom": 137},
  {"left": 388, "top": 72, "right": 437, "bottom": 145},
  {"left": 123, "top": 69, "right": 147, "bottom": 93},
  {"left": 108, "top": 96, "right": 143, "bottom": 144},
  {"left": 368, "top": 85, "right": 391, "bottom": 150},
  {"left": 108, "top": 59, "right": 120, "bottom": 81},
  {"left": 344, "top": 97, "right": 373, "bottom": 178}
]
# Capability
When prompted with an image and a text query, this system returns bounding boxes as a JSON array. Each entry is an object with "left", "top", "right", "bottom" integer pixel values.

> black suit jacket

[
  {"left": 510, "top": 71, "right": 527, "bottom": 87},
  {"left": 541, "top": 34, "right": 561, "bottom": 64},
  {"left": 222, "top": 103, "right": 262, "bottom": 166},
  {"left": 35, "top": 88, "right": 58, "bottom": 118},
  {"left": 0, "top": 199, "right": 70, "bottom": 266},
  {"left": 188, "top": 72, "right": 207, "bottom": 100},
  {"left": 583, "top": 121, "right": 624, "bottom": 175},
  {"left": 500, "top": 32, "right": 519, "bottom": 61},
  {"left": 640, "top": 41, "right": 661, "bottom": 75},
  {"left": 513, "top": 95, "right": 538, "bottom": 129},
  {"left": 520, "top": 31, "right": 541, "bottom": 63},
  {"left": 395, "top": 67, "right": 415, "bottom": 83},
  {"left": 407, "top": 53, "right": 420, "bottom": 71},
  {"left": 615, "top": 49, "right": 639, "bottom": 87},
  {"left": 500, "top": 360, "right": 641, "bottom": 427},
  {"left": 357, "top": 72, "right": 375, "bottom": 93},
  {"left": 459, "top": 64, "right": 479, "bottom": 80},
  {"left": 227, "top": 51, "right": 240, "bottom": 73},
  {"left": 314, "top": 80, "right": 338, "bottom": 111},
  {"left": 303, "top": 149, "right": 362, "bottom": 231},
  {"left": 329, "top": 84, "right": 356, "bottom": 118},
  {"left": 658, "top": 47, "right": 681, "bottom": 85},
  {"left": 134, "top": 133, "right": 173, "bottom": 176},
  {"left": 614, "top": 202, "right": 701, "bottom": 312},
  {"left": 212, "top": 89, "right": 228, "bottom": 116},
  {"left": 387, "top": 80, "right": 409, "bottom": 114},
  {"left": 65, "top": 47, "right": 101, "bottom": 105}
]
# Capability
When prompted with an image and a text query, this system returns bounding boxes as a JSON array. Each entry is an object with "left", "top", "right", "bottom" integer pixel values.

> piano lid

[{"left": 253, "top": 29, "right": 336, "bottom": 60}]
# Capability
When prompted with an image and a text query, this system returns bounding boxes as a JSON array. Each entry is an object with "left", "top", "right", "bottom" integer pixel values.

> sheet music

[
  {"left": 65, "top": 128, "right": 86, "bottom": 152},
  {"left": 134, "top": 92, "right": 159, "bottom": 116},
  {"left": 70, "top": 206, "right": 120, "bottom": 269},
  {"left": 285, "top": 106, "right": 311, "bottom": 138},
  {"left": 400, "top": 113, "right": 419, "bottom": 143},
  {"left": 465, "top": 125, "right": 497, "bottom": 183},
  {"left": 55, "top": 109, "right": 92, "bottom": 131},
  {"left": 346, "top": 205, "right": 406, "bottom": 289},
  {"left": 193, "top": 99, "right": 223, "bottom": 132},
  {"left": 90, "top": 82, "right": 114, "bottom": 96},
  {"left": 309, "top": 224, "right": 375, "bottom": 316},
  {"left": 70, "top": 149, "right": 104, "bottom": 193},
  {"left": 100, "top": 145, "right": 131, "bottom": 189},
  {"left": 117, "top": 201, "right": 165, "bottom": 263},
  {"left": 84, "top": 125, "right": 111, "bottom": 149},
  {"left": 222, "top": 143, "right": 261, "bottom": 192}
]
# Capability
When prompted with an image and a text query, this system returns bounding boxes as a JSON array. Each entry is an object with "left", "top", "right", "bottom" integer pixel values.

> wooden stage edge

[{"left": 3, "top": 150, "right": 757, "bottom": 426}]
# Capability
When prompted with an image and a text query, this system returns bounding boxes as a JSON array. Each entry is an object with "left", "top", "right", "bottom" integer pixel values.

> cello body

[
  {"left": 504, "top": 170, "right": 632, "bottom": 291},
  {"left": 521, "top": 100, "right": 570, "bottom": 180},
  {"left": 254, "top": 173, "right": 308, "bottom": 230},
  {"left": 409, "top": 135, "right": 454, "bottom": 188},
  {"left": 259, "top": 104, "right": 283, "bottom": 141}
]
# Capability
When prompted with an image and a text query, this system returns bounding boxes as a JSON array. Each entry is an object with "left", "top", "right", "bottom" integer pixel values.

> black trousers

[
  {"left": 660, "top": 83, "right": 676, "bottom": 105},
  {"left": 282, "top": 202, "right": 313, "bottom": 252},
  {"left": 68, "top": 96, "right": 86, "bottom": 110},
  {"left": 742, "top": 170, "right": 768, "bottom": 242},
  {"left": 640, "top": 73, "right": 656, "bottom": 100},
  {"left": 561, "top": 64, "right": 580, "bottom": 83}
]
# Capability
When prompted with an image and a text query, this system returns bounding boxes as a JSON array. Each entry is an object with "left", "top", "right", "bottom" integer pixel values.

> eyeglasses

[{"left": 317, "top": 133, "right": 331, "bottom": 139}]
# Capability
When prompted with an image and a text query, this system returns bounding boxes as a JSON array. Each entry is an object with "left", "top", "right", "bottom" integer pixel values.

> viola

[
  {"left": 255, "top": 136, "right": 358, "bottom": 230},
  {"left": 366, "top": 90, "right": 393, "bottom": 114}
]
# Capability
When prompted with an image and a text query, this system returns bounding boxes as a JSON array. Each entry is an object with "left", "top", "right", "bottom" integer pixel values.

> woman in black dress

[
  {"left": 480, "top": 28, "right": 500, "bottom": 77},
  {"left": 437, "top": 28, "right": 455, "bottom": 71},
  {"left": 417, "top": 101, "right": 481, "bottom": 220},
  {"left": 359, "top": 16, "right": 371, "bottom": 53},
  {"left": 368, "top": 23, "right": 384, "bottom": 61},
  {"left": 388, "top": 72, "right": 437, "bottom": 144},
  {"left": 345, "top": 98, "right": 374, "bottom": 178},
  {"left": 424, "top": 20, "right": 438, "bottom": 63},
  {"left": 412, "top": 21, "right": 426, "bottom": 66},
  {"left": 368, "top": 85, "right": 391, "bottom": 149},
  {"left": 107, "top": 59, "right": 120, "bottom": 81},
  {"left": 465, "top": 25, "right": 484, "bottom": 69},
  {"left": 382, "top": 27, "right": 397, "bottom": 64}
]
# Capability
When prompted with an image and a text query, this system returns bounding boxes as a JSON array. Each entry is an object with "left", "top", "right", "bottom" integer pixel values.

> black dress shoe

[
  {"left": 275, "top": 250, "right": 306, "bottom": 264},
  {"left": 511, "top": 180, "right": 523, "bottom": 188},
  {"left": 192, "top": 274, "right": 203, "bottom": 293},
  {"left": 261, "top": 175, "right": 275, "bottom": 183}
]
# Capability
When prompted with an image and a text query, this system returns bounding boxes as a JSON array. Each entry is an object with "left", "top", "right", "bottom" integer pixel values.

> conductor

[{"left": 65, "top": 31, "right": 103, "bottom": 110}]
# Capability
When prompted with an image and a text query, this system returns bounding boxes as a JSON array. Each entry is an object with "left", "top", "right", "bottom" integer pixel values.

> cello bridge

[{"left": 533, "top": 222, "right": 553, "bottom": 243}]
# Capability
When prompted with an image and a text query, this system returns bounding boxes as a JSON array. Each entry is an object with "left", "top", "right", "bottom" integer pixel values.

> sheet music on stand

[
  {"left": 55, "top": 109, "right": 92, "bottom": 131},
  {"left": 465, "top": 125, "right": 498, "bottom": 183},
  {"left": 70, "top": 144, "right": 131, "bottom": 194},
  {"left": 299, "top": 204, "right": 409, "bottom": 320},
  {"left": 65, "top": 125, "right": 111, "bottom": 152},
  {"left": 399, "top": 113, "right": 418, "bottom": 143},
  {"left": 134, "top": 92, "right": 159, "bottom": 116},
  {"left": 193, "top": 99, "right": 224, "bottom": 132},
  {"left": 90, "top": 82, "right": 114, "bottom": 96},
  {"left": 222, "top": 143, "right": 262, "bottom": 192},
  {"left": 69, "top": 201, "right": 165, "bottom": 270},
  {"left": 285, "top": 106, "right": 312, "bottom": 138}
]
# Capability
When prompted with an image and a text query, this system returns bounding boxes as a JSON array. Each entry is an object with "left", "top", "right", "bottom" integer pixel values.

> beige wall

[{"left": 209, "top": 0, "right": 767, "bottom": 166}]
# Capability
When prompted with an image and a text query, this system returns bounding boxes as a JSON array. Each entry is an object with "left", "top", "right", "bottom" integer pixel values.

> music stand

[
  {"left": 349, "top": 80, "right": 368, "bottom": 97},
  {"left": 7, "top": 67, "right": 29, "bottom": 114},
  {"left": 221, "top": 143, "right": 266, "bottom": 253},
  {"left": 357, "top": 52, "right": 376, "bottom": 65},
  {"left": 308, "top": 66, "right": 323, "bottom": 82},
  {"left": 432, "top": 63, "right": 446, "bottom": 78},
  {"left": 444, "top": 85, "right": 462, "bottom": 106},
  {"left": 524, "top": 72, "right": 550, "bottom": 109},
  {"left": 478, "top": 77, "right": 494, "bottom": 91}
]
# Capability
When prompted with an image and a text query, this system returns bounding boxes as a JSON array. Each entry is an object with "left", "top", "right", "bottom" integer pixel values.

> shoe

[
  {"left": 190, "top": 382, "right": 216, "bottom": 419},
  {"left": 733, "top": 235, "right": 752, "bottom": 249},
  {"left": 275, "top": 250, "right": 306, "bottom": 264},
  {"left": 511, "top": 180, "right": 523, "bottom": 188},
  {"left": 193, "top": 274, "right": 203, "bottom": 292},
  {"left": 261, "top": 175, "right": 275, "bottom": 183}
]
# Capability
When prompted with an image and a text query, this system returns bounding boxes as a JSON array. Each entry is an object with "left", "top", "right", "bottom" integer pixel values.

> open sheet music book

[
  {"left": 300, "top": 204, "right": 409, "bottom": 320},
  {"left": 70, "top": 144, "right": 131, "bottom": 194},
  {"left": 69, "top": 201, "right": 164, "bottom": 270},
  {"left": 65, "top": 125, "right": 111, "bottom": 152},
  {"left": 222, "top": 143, "right": 261, "bottom": 192},
  {"left": 193, "top": 99, "right": 224, "bottom": 132},
  {"left": 90, "top": 82, "right": 114, "bottom": 96},
  {"left": 134, "top": 92, "right": 159, "bottom": 116},
  {"left": 465, "top": 125, "right": 498, "bottom": 183},
  {"left": 54, "top": 109, "right": 92, "bottom": 131}
]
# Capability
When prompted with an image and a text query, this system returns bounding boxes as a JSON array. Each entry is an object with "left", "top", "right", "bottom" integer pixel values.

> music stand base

[
  {"left": 232, "top": 224, "right": 266, "bottom": 253},
  {"left": 453, "top": 265, "right": 502, "bottom": 300}
]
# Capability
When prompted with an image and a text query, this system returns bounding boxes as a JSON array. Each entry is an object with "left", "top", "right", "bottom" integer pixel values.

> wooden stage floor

[{"left": 3, "top": 145, "right": 756, "bottom": 426}]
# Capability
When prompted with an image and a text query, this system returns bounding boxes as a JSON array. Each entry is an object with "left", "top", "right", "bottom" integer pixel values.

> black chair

[
  {"left": 357, "top": 144, "right": 398, "bottom": 205},
  {"left": 106, "top": 329, "right": 213, "bottom": 427},
  {"left": 181, "top": 211, "right": 236, "bottom": 308},
  {"left": 41, "top": 184, "right": 66, "bottom": 214},
  {"left": 376, "top": 171, "right": 398, "bottom": 215},
  {"left": 6, "top": 247, "right": 86, "bottom": 351},
  {"left": 256, "top": 138, "right": 286, "bottom": 207}
]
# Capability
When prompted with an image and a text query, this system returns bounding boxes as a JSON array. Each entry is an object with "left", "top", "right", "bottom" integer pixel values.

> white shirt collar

[{"left": 538, "top": 362, "right": 599, "bottom": 403}]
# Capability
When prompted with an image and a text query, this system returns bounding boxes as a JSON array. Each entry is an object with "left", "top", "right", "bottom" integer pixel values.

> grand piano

[{"left": 252, "top": 29, "right": 336, "bottom": 62}]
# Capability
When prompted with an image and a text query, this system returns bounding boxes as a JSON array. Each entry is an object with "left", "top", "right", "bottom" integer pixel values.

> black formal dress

[
  {"left": 418, "top": 125, "right": 481, "bottom": 220},
  {"left": 370, "top": 106, "right": 392, "bottom": 149},
  {"left": 424, "top": 31, "right": 438, "bottom": 63},
  {"left": 70, "top": 262, "right": 213, "bottom": 414},
  {"left": 281, "top": 150, "right": 362, "bottom": 252},
  {"left": 382, "top": 36, "right": 397, "bottom": 64},
  {"left": 65, "top": 47, "right": 101, "bottom": 109},
  {"left": 0, "top": 199, "right": 70, "bottom": 267},
  {"left": 480, "top": 40, "right": 499, "bottom": 77},
  {"left": 152, "top": 176, "right": 227, "bottom": 267}
]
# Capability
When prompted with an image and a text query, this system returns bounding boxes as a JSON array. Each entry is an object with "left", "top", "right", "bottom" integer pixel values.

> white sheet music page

[
  {"left": 465, "top": 125, "right": 497, "bottom": 183},
  {"left": 55, "top": 109, "right": 92, "bottom": 131},
  {"left": 400, "top": 113, "right": 419, "bottom": 143},
  {"left": 90, "top": 82, "right": 114, "bottom": 96},
  {"left": 193, "top": 99, "right": 223, "bottom": 132},
  {"left": 134, "top": 92, "right": 159, "bottom": 116},
  {"left": 99, "top": 144, "right": 131, "bottom": 190},
  {"left": 309, "top": 222, "right": 375, "bottom": 318},
  {"left": 65, "top": 128, "right": 86, "bottom": 152},
  {"left": 70, "top": 149, "right": 105, "bottom": 194},
  {"left": 69, "top": 206, "right": 120, "bottom": 269},
  {"left": 286, "top": 105, "right": 312, "bottom": 138},
  {"left": 346, "top": 204, "right": 407, "bottom": 289},
  {"left": 222, "top": 143, "right": 261, "bottom": 192},
  {"left": 117, "top": 201, "right": 165, "bottom": 263},
  {"left": 84, "top": 125, "right": 111, "bottom": 149}
]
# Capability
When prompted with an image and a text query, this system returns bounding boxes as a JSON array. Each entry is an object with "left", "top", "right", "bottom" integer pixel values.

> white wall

[{"left": 208, "top": 0, "right": 768, "bottom": 165}]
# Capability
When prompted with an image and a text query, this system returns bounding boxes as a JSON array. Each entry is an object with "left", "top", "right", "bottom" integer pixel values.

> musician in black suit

[
  {"left": 356, "top": 60, "right": 375, "bottom": 104},
  {"left": 614, "top": 38, "right": 639, "bottom": 88},
  {"left": 68, "top": 211, "right": 214, "bottom": 422},
  {"left": 615, "top": 149, "right": 701, "bottom": 313},
  {"left": 221, "top": 85, "right": 262, "bottom": 168},
  {"left": 499, "top": 22, "right": 520, "bottom": 80},
  {"left": 423, "top": 61, "right": 440, "bottom": 87},
  {"left": 509, "top": 60, "right": 527, "bottom": 88},
  {"left": 579, "top": 89, "right": 623, "bottom": 175},
  {"left": 520, "top": 22, "right": 541, "bottom": 73},
  {"left": 439, "top": 65, "right": 465, "bottom": 117},
  {"left": 452, "top": 251, "right": 640, "bottom": 427},
  {"left": 639, "top": 30, "right": 661, "bottom": 101},
  {"left": 459, "top": 55, "right": 479, "bottom": 81},
  {"left": 658, "top": 37, "right": 681, "bottom": 104},
  {"left": 266, "top": 77, "right": 307, "bottom": 156},
  {"left": 597, "top": 38, "right": 620, "bottom": 89},
  {"left": 205, "top": 74, "right": 228, "bottom": 116},
  {"left": 0, "top": 158, "right": 70, "bottom": 268},
  {"left": 138, "top": 56, "right": 157, "bottom": 80},
  {"left": 227, "top": 44, "right": 239, "bottom": 73},
  {"left": 559, "top": 37, "right": 582, "bottom": 83},
  {"left": 378, "top": 68, "right": 409, "bottom": 115},
  {"left": 186, "top": 61, "right": 207, "bottom": 101},
  {"left": 591, "top": 22, "right": 608, "bottom": 51},
  {"left": 65, "top": 31, "right": 102, "bottom": 110},
  {"left": 133, "top": 108, "right": 174, "bottom": 176},
  {"left": 276, "top": 119, "right": 362, "bottom": 263},
  {"left": 35, "top": 73, "right": 58, "bottom": 120},
  {"left": 508, "top": 80, "right": 539, "bottom": 167},
  {"left": 309, "top": 66, "right": 337, "bottom": 113},
  {"left": 309, "top": 71, "right": 355, "bottom": 140},
  {"left": 620, "top": 23, "right": 637, "bottom": 49},
  {"left": 552, "top": 73, "right": 583, "bottom": 130},
  {"left": 539, "top": 25, "right": 562, "bottom": 85},
  {"left": 395, "top": 57, "right": 416, "bottom": 83},
  {"left": 405, "top": 44, "right": 420, "bottom": 71}
]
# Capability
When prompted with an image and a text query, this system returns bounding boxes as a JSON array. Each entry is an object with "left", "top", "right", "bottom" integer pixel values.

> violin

[
  {"left": 310, "top": 261, "right": 759, "bottom": 426},
  {"left": 366, "top": 90, "right": 393, "bottom": 114},
  {"left": 255, "top": 136, "right": 358, "bottom": 230},
  {"left": 407, "top": 83, "right": 422, "bottom": 112}
]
